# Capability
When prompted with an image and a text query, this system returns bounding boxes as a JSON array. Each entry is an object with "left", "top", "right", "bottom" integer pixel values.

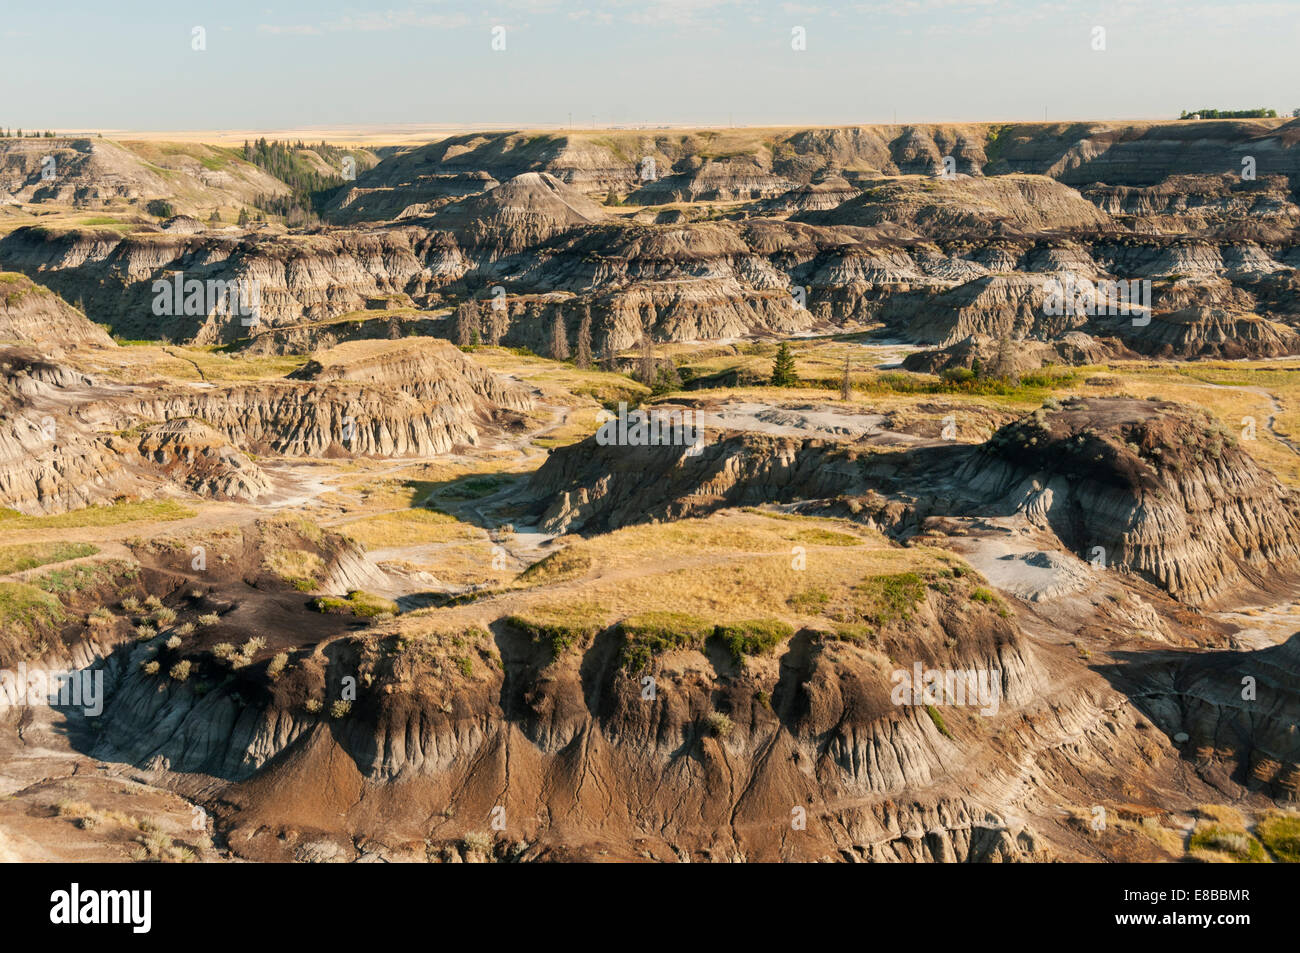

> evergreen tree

[
  {"left": 549, "top": 311, "right": 570, "bottom": 360},
  {"left": 575, "top": 304, "right": 593, "bottom": 368},
  {"left": 770, "top": 341, "right": 798, "bottom": 387},
  {"left": 651, "top": 360, "right": 680, "bottom": 397},
  {"left": 208, "top": 209, "right": 222, "bottom": 224},
  {"left": 839, "top": 353, "right": 852, "bottom": 400},
  {"left": 237, "top": 207, "right": 250, "bottom": 226}
]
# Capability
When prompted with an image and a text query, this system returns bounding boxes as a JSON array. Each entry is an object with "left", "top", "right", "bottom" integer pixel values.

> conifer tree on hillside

[
  {"left": 771, "top": 341, "right": 798, "bottom": 387},
  {"left": 839, "top": 352, "right": 852, "bottom": 400}
]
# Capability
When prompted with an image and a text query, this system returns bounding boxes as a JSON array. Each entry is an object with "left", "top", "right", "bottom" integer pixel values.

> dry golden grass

[
  {"left": 88, "top": 344, "right": 307, "bottom": 383},
  {"left": 468, "top": 346, "right": 649, "bottom": 406},
  {"left": 342, "top": 508, "right": 479, "bottom": 549},
  {"left": 1198, "top": 804, "right": 1248, "bottom": 828},
  {"left": 401, "top": 509, "right": 958, "bottom": 639},
  {"left": 263, "top": 548, "right": 325, "bottom": 590},
  {"left": 381, "top": 541, "right": 513, "bottom": 588}
]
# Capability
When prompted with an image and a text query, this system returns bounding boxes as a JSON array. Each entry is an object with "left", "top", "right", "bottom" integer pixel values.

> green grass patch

[
  {"left": 0, "top": 541, "right": 98, "bottom": 575},
  {"left": 853, "top": 572, "right": 927, "bottom": 626},
  {"left": 788, "top": 588, "right": 831, "bottom": 612},
  {"left": 1255, "top": 813, "right": 1300, "bottom": 863},
  {"left": 507, "top": 603, "right": 605, "bottom": 658},
  {"left": 0, "top": 582, "right": 67, "bottom": 654},
  {"left": 516, "top": 548, "right": 593, "bottom": 586},
  {"left": 310, "top": 590, "right": 398, "bottom": 619},
  {"left": 619, "top": 611, "right": 714, "bottom": 672},
  {"left": 34, "top": 560, "right": 133, "bottom": 595},
  {"left": 926, "top": 704, "right": 953, "bottom": 739},
  {"left": 714, "top": 618, "right": 794, "bottom": 661},
  {"left": 0, "top": 500, "right": 196, "bottom": 530},
  {"left": 1188, "top": 825, "right": 1269, "bottom": 863},
  {"left": 439, "top": 475, "right": 510, "bottom": 501}
]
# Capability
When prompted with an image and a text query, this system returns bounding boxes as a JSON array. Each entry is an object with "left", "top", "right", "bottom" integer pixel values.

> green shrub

[
  {"left": 926, "top": 704, "right": 953, "bottom": 739},
  {"left": 714, "top": 618, "right": 794, "bottom": 661},
  {"left": 788, "top": 588, "right": 831, "bottom": 612},
  {"left": 1256, "top": 812, "right": 1300, "bottom": 862},
  {"left": 1188, "top": 825, "right": 1268, "bottom": 863},
  {"left": 508, "top": 605, "right": 604, "bottom": 657},
  {"left": 310, "top": 590, "right": 399, "bottom": 618},
  {"left": 706, "top": 711, "right": 734, "bottom": 738},
  {"left": 619, "top": 611, "right": 713, "bottom": 671},
  {"left": 853, "top": 572, "right": 926, "bottom": 625},
  {"left": 266, "top": 652, "right": 289, "bottom": 680}
]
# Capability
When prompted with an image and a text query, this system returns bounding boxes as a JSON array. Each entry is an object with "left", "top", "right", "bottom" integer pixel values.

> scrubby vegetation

[
  {"left": 1188, "top": 806, "right": 1269, "bottom": 863},
  {"left": 517, "top": 548, "right": 593, "bottom": 586},
  {"left": 1255, "top": 811, "right": 1300, "bottom": 862},
  {"left": 0, "top": 541, "right": 98, "bottom": 575},
  {"left": 0, "top": 500, "right": 195, "bottom": 530},
  {"left": 619, "top": 611, "right": 714, "bottom": 671},
  {"left": 714, "top": 618, "right": 794, "bottom": 661},
  {"left": 311, "top": 590, "right": 399, "bottom": 619},
  {"left": 508, "top": 604, "right": 605, "bottom": 657}
]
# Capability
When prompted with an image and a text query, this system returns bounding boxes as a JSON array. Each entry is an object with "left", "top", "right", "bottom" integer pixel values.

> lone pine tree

[{"left": 771, "top": 341, "right": 798, "bottom": 387}]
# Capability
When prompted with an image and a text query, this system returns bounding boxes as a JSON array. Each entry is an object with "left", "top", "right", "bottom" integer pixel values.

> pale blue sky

[{"left": 3, "top": 0, "right": 1298, "bottom": 131}]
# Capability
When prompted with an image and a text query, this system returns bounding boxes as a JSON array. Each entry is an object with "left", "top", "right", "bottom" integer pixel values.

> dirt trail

[{"left": 1185, "top": 381, "right": 1300, "bottom": 454}]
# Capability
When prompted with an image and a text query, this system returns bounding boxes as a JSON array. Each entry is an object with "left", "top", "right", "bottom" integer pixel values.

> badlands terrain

[{"left": 3, "top": 120, "right": 1300, "bottom": 862}]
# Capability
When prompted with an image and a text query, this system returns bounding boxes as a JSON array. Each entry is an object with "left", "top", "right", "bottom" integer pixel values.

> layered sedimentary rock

[
  {"left": 0, "top": 137, "right": 290, "bottom": 211},
  {"left": 79, "top": 523, "right": 1052, "bottom": 862},
  {"left": 0, "top": 271, "right": 114, "bottom": 349},
  {"left": 526, "top": 397, "right": 1300, "bottom": 607},
  {"left": 2, "top": 122, "right": 1297, "bottom": 361},
  {"left": 794, "top": 174, "right": 1112, "bottom": 237},
  {"left": 0, "top": 339, "right": 533, "bottom": 514},
  {"left": 121, "top": 340, "right": 534, "bottom": 458},
  {"left": 135, "top": 418, "right": 272, "bottom": 501},
  {"left": 964, "top": 397, "right": 1300, "bottom": 606},
  {"left": 426, "top": 171, "right": 611, "bottom": 256},
  {"left": 902, "top": 331, "right": 1130, "bottom": 373}
]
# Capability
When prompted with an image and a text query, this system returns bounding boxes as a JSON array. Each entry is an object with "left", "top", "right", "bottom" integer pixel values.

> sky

[{"left": 2, "top": 0, "right": 1298, "bottom": 132}]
